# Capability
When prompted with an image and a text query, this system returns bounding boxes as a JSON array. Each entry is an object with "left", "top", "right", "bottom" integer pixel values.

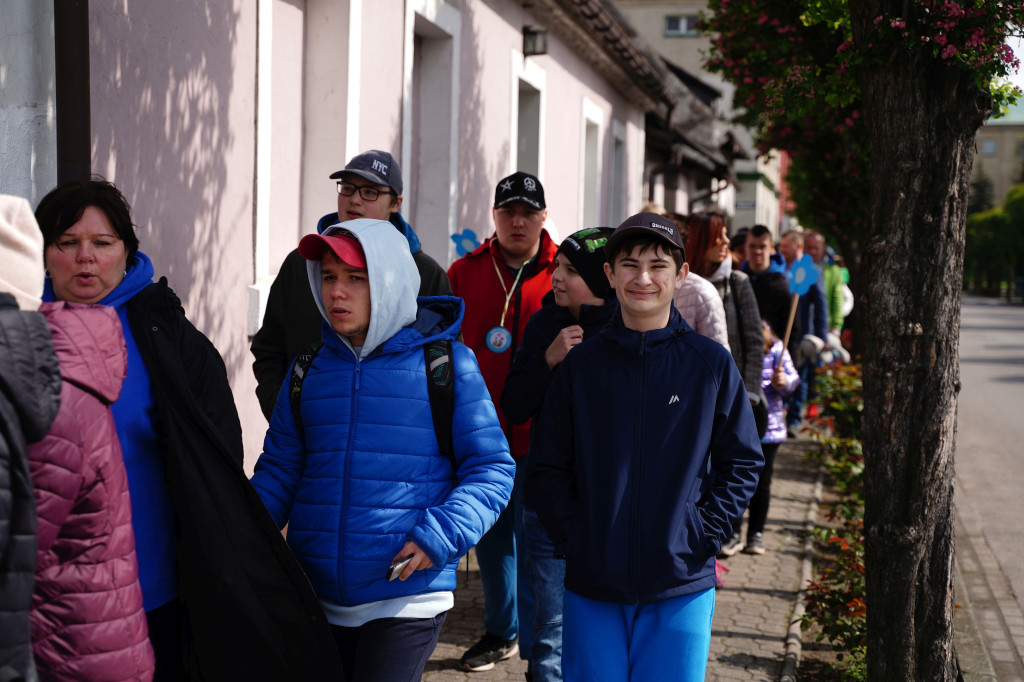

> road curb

[{"left": 779, "top": 466, "right": 823, "bottom": 682}]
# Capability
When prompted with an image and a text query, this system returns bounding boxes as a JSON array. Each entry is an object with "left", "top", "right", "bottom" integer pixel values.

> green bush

[
  {"left": 803, "top": 362, "right": 867, "bottom": 680},
  {"left": 809, "top": 362, "right": 863, "bottom": 441}
]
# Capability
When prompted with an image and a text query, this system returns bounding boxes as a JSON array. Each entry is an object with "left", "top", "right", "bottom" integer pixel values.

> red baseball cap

[{"left": 298, "top": 232, "right": 367, "bottom": 268}]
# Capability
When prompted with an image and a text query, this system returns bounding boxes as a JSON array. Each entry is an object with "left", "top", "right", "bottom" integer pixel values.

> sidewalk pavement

[{"left": 422, "top": 439, "right": 823, "bottom": 681}]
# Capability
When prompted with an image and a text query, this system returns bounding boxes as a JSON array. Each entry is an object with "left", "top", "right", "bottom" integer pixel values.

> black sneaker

[
  {"left": 460, "top": 633, "right": 519, "bottom": 672},
  {"left": 744, "top": 532, "right": 766, "bottom": 555},
  {"left": 718, "top": 530, "right": 743, "bottom": 558}
]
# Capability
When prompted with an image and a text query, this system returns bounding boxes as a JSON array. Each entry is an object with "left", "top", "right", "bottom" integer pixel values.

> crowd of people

[{"left": 0, "top": 153, "right": 849, "bottom": 682}]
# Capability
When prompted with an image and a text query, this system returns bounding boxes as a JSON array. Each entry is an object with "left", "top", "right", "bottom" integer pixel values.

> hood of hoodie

[
  {"left": 39, "top": 301, "right": 126, "bottom": 405},
  {"left": 317, "top": 211, "right": 422, "bottom": 254},
  {"left": 0, "top": 294, "right": 62, "bottom": 443},
  {"left": 306, "top": 218, "right": 421, "bottom": 360},
  {"left": 743, "top": 251, "right": 787, "bottom": 278}
]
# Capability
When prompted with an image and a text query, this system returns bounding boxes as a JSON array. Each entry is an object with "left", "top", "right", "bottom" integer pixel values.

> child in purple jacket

[{"left": 743, "top": 320, "right": 800, "bottom": 555}]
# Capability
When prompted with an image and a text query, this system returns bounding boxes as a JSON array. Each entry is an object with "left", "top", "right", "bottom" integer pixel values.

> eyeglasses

[{"left": 336, "top": 181, "right": 394, "bottom": 202}]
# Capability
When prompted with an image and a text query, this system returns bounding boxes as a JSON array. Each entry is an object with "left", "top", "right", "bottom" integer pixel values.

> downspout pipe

[{"left": 54, "top": 0, "right": 90, "bottom": 184}]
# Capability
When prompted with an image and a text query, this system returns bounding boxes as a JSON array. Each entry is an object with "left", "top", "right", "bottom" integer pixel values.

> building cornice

[{"left": 526, "top": 0, "right": 675, "bottom": 113}]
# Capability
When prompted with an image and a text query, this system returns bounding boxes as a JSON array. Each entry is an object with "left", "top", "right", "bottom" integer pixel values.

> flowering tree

[{"left": 705, "top": 1, "right": 1023, "bottom": 679}]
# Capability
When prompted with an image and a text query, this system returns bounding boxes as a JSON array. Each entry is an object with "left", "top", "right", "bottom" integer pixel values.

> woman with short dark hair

[{"left": 35, "top": 178, "right": 342, "bottom": 681}]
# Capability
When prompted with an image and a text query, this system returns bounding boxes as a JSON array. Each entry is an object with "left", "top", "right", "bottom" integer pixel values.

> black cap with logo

[{"left": 493, "top": 171, "right": 546, "bottom": 210}]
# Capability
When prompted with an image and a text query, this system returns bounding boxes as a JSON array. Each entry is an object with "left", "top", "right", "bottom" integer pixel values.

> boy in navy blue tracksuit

[{"left": 527, "top": 212, "right": 763, "bottom": 681}]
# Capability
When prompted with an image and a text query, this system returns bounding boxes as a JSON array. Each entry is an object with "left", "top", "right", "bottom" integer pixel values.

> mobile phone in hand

[{"left": 386, "top": 554, "right": 415, "bottom": 581}]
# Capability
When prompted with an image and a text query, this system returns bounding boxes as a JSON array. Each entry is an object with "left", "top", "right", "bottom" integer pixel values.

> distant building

[
  {"left": 615, "top": 0, "right": 786, "bottom": 234},
  {"left": 972, "top": 98, "right": 1024, "bottom": 209}
]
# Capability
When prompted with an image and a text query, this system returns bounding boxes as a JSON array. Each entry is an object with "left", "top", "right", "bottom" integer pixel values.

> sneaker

[
  {"left": 460, "top": 633, "right": 519, "bottom": 672},
  {"left": 715, "top": 559, "right": 729, "bottom": 589},
  {"left": 718, "top": 530, "right": 743, "bottom": 558},
  {"left": 744, "top": 532, "right": 766, "bottom": 555}
]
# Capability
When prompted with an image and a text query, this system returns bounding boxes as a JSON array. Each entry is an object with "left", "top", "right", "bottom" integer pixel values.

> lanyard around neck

[{"left": 491, "top": 253, "right": 527, "bottom": 328}]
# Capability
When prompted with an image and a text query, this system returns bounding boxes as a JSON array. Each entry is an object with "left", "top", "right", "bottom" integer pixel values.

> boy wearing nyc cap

[
  {"left": 251, "top": 149, "right": 451, "bottom": 421},
  {"left": 447, "top": 171, "right": 558, "bottom": 671},
  {"left": 527, "top": 213, "right": 763, "bottom": 681},
  {"left": 500, "top": 227, "right": 617, "bottom": 682},
  {"left": 251, "top": 219, "right": 514, "bottom": 682}
]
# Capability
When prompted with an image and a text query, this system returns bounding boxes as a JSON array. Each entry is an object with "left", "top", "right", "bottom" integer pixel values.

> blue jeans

[
  {"left": 516, "top": 500, "right": 565, "bottom": 682},
  {"left": 562, "top": 589, "right": 715, "bottom": 681},
  {"left": 475, "top": 460, "right": 520, "bottom": 641}
]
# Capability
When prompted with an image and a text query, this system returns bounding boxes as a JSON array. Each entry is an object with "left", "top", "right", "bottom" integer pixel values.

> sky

[{"left": 1010, "top": 36, "right": 1024, "bottom": 92}]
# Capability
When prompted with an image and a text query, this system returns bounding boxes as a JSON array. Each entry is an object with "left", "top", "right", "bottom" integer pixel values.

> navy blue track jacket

[{"left": 527, "top": 306, "right": 763, "bottom": 604}]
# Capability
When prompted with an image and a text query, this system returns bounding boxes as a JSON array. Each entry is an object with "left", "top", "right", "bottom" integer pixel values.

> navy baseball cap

[
  {"left": 494, "top": 171, "right": 546, "bottom": 210},
  {"left": 330, "top": 150, "right": 403, "bottom": 195},
  {"left": 605, "top": 211, "right": 686, "bottom": 260}
]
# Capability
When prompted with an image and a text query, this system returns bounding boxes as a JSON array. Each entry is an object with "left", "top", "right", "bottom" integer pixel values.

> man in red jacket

[{"left": 447, "top": 172, "right": 558, "bottom": 672}]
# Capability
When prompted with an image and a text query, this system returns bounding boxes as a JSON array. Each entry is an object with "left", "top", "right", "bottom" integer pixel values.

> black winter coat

[
  {"left": 0, "top": 293, "right": 61, "bottom": 682},
  {"left": 501, "top": 291, "right": 617, "bottom": 426},
  {"left": 126, "top": 280, "right": 343, "bottom": 681},
  {"left": 746, "top": 269, "right": 802, "bottom": 360}
]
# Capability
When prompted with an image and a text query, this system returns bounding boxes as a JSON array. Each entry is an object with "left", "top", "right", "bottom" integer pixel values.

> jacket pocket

[{"left": 682, "top": 502, "right": 711, "bottom": 559}]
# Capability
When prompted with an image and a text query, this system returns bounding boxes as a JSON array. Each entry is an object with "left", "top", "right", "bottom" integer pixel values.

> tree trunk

[{"left": 849, "top": 2, "right": 992, "bottom": 679}]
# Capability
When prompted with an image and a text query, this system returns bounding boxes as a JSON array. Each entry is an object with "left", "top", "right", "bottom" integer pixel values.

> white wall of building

[
  {"left": 5, "top": 0, "right": 653, "bottom": 470},
  {"left": 88, "top": 0, "right": 264, "bottom": 462}
]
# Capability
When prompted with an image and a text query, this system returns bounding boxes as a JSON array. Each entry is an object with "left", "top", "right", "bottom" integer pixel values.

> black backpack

[{"left": 288, "top": 340, "right": 457, "bottom": 472}]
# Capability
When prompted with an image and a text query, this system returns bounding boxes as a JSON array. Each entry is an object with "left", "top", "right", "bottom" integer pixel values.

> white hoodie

[{"left": 305, "top": 218, "right": 421, "bottom": 360}]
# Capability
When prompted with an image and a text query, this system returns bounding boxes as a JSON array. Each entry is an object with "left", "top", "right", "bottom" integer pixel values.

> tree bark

[{"left": 849, "top": 2, "right": 992, "bottom": 678}]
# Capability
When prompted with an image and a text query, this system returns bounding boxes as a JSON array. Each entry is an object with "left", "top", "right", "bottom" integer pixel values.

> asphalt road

[{"left": 956, "top": 294, "right": 1024, "bottom": 679}]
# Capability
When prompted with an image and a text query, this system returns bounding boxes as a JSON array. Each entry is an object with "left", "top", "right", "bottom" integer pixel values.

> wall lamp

[{"left": 523, "top": 25, "right": 548, "bottom": 56}]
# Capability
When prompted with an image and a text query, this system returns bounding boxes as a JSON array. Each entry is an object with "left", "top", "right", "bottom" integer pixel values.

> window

[
  {"left": 664, "top": 15, "right": 700, "bottom": 37},
  {"left": 982, "top": 139, "right": 997, "bottom": 157},
  {"left": 608, "top": 120, "right": 626, "bottom": 225},
  {"left": 580, "top": 99, "right": 603, "bottom": 230},
  {"left": 517, "top": 80, "right": 541, "bottom": 176}
]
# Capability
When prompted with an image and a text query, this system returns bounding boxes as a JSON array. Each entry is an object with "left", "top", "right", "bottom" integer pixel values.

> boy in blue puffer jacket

[
  {"left": 251, "top": 219, "right": 515, "bottom": 682},
  {"left": 527, "top": 212, "right": 764, "bottom": 681}
]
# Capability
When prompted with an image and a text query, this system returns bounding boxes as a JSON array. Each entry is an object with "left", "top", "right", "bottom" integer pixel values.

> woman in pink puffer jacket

[{"left": 29, "top": 301, "right": 154, "bottom": 681}]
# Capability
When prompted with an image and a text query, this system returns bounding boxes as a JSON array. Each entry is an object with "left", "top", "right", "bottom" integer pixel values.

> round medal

[{"left": 486, "top": 325, "right": 512, "bottom": 353}]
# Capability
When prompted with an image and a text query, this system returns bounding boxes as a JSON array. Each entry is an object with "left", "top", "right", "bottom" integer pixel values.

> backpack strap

[
  {"left": 289, "top": 341, "right": 323, "bottom": 428},
  {"left": 425, "top": 339, "right": 456, "bottom": 475}
]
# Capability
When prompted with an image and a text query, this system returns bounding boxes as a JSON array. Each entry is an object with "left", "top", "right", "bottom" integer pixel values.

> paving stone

[{"left": 423, "top": 442, "right": 819, "bottom": 681}]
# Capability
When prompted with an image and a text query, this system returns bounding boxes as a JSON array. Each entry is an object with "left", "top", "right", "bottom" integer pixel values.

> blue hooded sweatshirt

[{"left": 44, "top": 253, "right": 177, "bottom": 611}]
